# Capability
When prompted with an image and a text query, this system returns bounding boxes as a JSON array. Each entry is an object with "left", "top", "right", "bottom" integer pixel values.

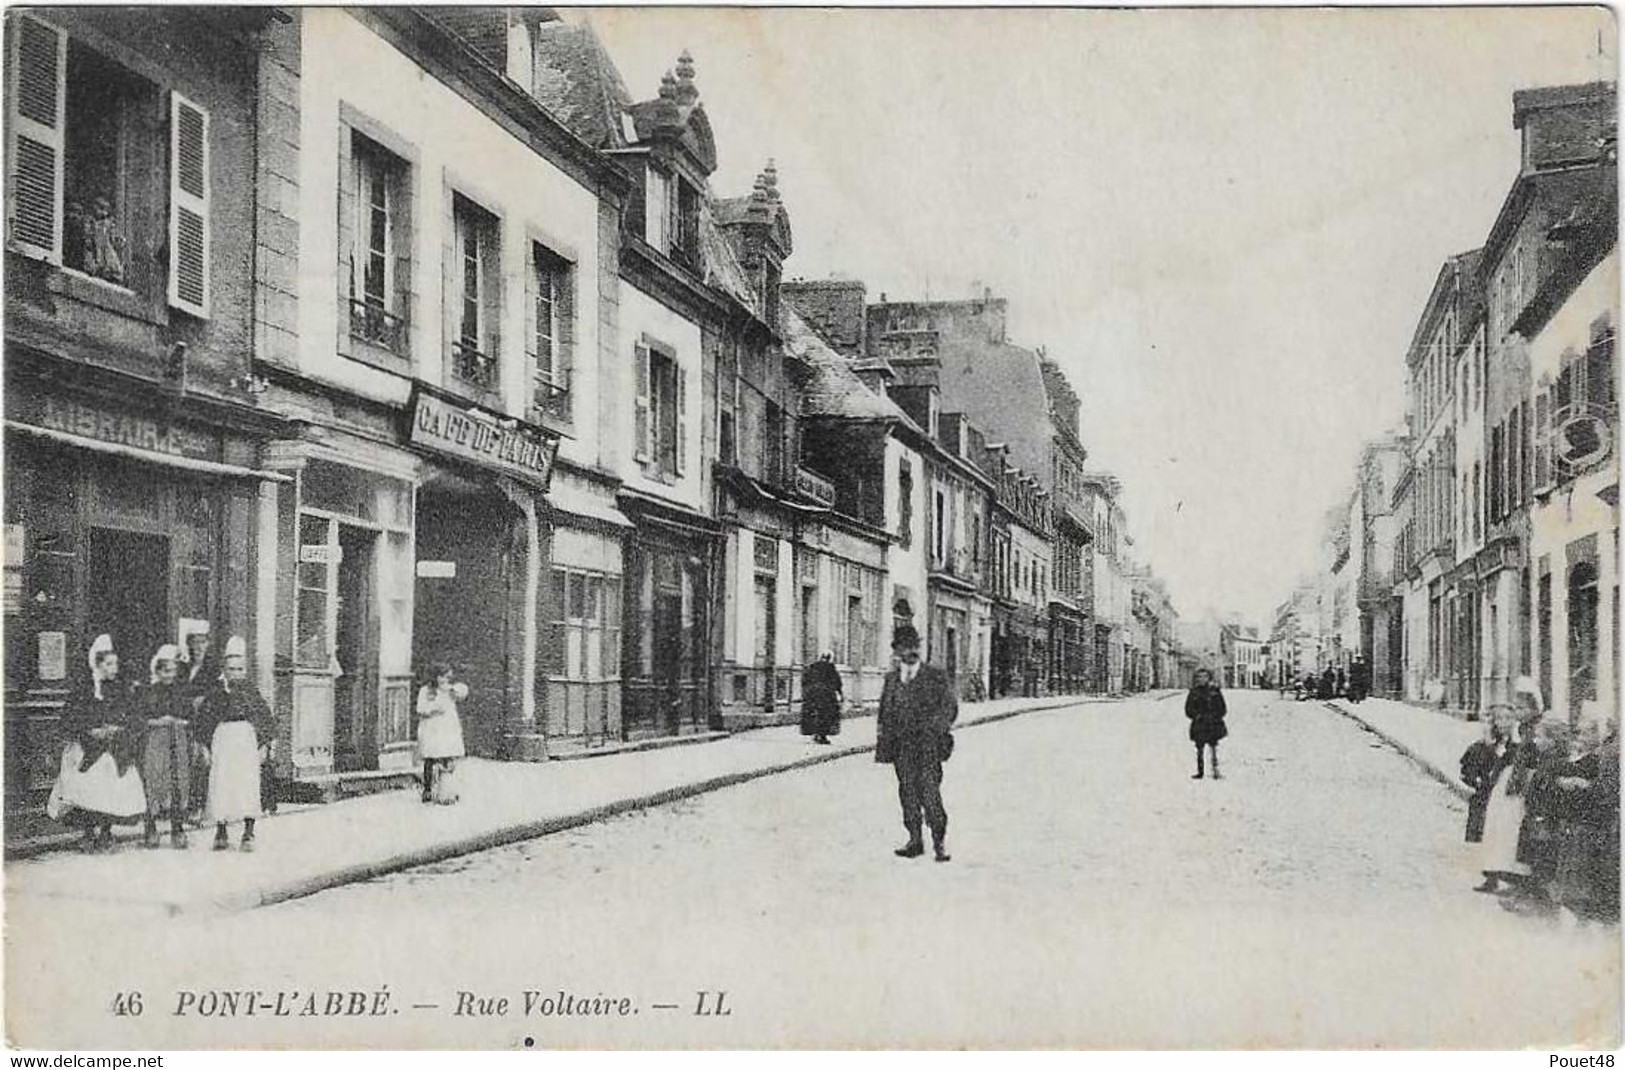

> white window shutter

[
  {"left": 168, "top": 90, "right": 211, "bottom": 317},
  {"left": 6, "top": 14, "right": 65, "bottom": 262},
  {"left": 676, "top": 362, "right": 689, "bottom": 476},
  {"left": 633, "top": 343, "right": 651, "bottom": 465}
]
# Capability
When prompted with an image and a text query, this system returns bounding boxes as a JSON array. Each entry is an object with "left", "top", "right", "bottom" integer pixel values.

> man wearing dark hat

[{"left": 876, "top": 622, "right": 958, "bottom": 862}]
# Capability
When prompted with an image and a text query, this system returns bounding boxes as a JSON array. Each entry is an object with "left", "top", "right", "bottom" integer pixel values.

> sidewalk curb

[
  {"left": 197, "top": 693, "right": 1118, "bottom": 915},
  {"left": 1322, "top": 701, "right": 1471, "bottom": 802}
]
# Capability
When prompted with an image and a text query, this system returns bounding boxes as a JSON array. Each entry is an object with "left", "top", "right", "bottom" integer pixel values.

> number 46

[{"left": 111, "top": 991, "right": 143, "bottom": 1017}]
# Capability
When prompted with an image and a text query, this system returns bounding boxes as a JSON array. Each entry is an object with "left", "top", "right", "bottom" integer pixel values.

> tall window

[
  {"left": 529, "top": 243, "right": 572, "bottom": 424},
  {"left": 6, "top": 19, "right": 211, "bottom": 315},
  {"left": 898, "top": 460, "right": 913, "bottom": 548},
  {"left": 933, "top": 488, "right": 946, "bottom": 565},
  {"left": 634, "top": 341, "right": 686, "bottom": 480},
  {"left": 546, "top": 568, "right": 622, "bottom": 705},
  {"left": 346, "top": 130, "right": 411, "bottom": 357},
  {"left": 764, "top": 401, "right": 785, "bottom": 485},
  {"left": 450, "top": 193, "right": 499, "bottom": 391}
]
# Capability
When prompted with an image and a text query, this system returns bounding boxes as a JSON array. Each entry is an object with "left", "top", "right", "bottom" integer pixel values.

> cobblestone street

[{"left": 8, "top": 692, "right": 1616, "bottom": 1049}]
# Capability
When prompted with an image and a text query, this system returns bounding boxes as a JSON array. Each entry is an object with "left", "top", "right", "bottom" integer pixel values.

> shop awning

[
  {"left": 545, "top": 479, "right": 633, "bottom": 530},
  {"left": 6, "top": 419, "right": 293, "bottom": 483}
]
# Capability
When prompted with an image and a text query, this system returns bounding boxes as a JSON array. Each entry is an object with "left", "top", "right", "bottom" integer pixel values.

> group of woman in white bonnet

[{"left": 47, "top": 632, "right": 273, "bottom": 853}]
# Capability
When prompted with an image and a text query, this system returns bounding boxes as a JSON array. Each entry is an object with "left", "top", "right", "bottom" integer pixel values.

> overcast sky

[{"left": 584, "top": 6, "right": 1615, "bottom": 626}]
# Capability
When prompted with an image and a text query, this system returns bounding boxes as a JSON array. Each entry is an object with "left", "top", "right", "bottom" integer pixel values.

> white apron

[
  {"left": 1477, "top": 778, "right": 1530, "bottom": 875},
  {"left": 207, "top": 721, "right": 262, "bottom": 823},
  {"left": 47, "top": 742, "right": 146, "bottom": 820}
]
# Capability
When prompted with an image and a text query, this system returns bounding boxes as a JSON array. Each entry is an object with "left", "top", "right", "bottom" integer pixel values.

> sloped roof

[
  {"left": 785, "top": 310, "right": 911, "bottom": 423},
  {"left": 700, "top": 211, "right": 757, "bottom": 310},
  {"left": 529, "top": 20, "right": 633, "bottom": 149}
]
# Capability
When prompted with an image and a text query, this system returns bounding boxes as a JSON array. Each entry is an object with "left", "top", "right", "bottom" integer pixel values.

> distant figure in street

[
  {"left": 1319, "top": 666, "right": 1336, "bottom": 701},
  {"left": 876, "top": 624, "right": 958, "bottom": 862},
  {"left": 416, "top": 662, "right": 468, "bottom": 804},
  {"left": 1348, "top": 657, "right": 1370, "bottom": 703},
  {"left": 197, "top": 636, "right": 274, "bottom": 851},
  {"left": 800, "top": 652, "right": 843, "bottom": 745},
  {"left": 1185, "top": 668, "right": 1228, "bottom": 780},
  {"left": 1335, "top": 666, "right": 1347, "bottom": 698},
  {"left": 1300, "top": 672, "right": 1318, "bottom": 702}
]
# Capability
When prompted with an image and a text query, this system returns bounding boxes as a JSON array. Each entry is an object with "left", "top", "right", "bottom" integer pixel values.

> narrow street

[{"left": 7, "top": 693, "right": 1615, "bottom": 1049}]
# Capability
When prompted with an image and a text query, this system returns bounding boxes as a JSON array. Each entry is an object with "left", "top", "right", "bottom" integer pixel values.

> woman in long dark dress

[
  {"left": 1186, "top": 668, "right": 1228, "bottom": 780},
  {"left": 800, "top": 652, "right": 843, "bottom": 745},
  {"left": 136, "top": 643, "right": 194, "bottom": 848}
]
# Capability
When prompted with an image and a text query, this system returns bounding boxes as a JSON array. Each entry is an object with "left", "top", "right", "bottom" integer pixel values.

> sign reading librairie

[{"left": 408, "top": 389, "right": 560, "bottom": 491}]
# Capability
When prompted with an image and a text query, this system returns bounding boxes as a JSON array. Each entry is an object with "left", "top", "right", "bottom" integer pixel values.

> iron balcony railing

[
  {"left": 452, "top": 339, "right": 498, "bottom": 392},
  {"left": 349, "top": 298, "right": 409, "bottom": 356}
]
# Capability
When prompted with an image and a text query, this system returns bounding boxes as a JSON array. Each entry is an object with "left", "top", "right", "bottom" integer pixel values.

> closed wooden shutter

[
  {"left": 6, "top": 14, "right": 65, "bottom": 262},
  {"left": 675, "top": 361, "right": 689, "bottom": 476},
  {"left": 633, "top": 342, "right": 651, "bottom": 465},
  {"left": 168, "top": 90, "right": 211, "bottom": 317}
]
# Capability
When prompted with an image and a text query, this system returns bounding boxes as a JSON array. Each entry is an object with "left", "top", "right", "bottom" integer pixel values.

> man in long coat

[{"left": 876, "top": 623, "right": 958, "bottom": 862}]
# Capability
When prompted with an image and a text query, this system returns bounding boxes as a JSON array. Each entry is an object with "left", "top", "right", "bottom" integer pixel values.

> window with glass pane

[
  {"left": 531, "top": 245, "right": 572, "bottom": 424},
  {"left": 296, "top": 514, "right": 332, "bottom": 668},
  {"left": 176, "top": 490, "right": 215, "bottom": 622},
  {"left": 452, "top": 194, "right": 499, "bottom": 390}
]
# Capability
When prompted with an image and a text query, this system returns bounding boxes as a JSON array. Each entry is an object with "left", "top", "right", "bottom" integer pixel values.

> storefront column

[
  {"left": 256, "top": 478, "right": 280, "bottom": 700},
  {"left": 500, "top": 481, "right": 546, "bottom": 760}
]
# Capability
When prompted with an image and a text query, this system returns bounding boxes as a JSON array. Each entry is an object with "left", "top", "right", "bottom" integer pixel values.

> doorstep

[
  {"left": 297, "top": 767, "right": 423, "bottom": 803},
  {"left": 546, "top": 730, "right": 730, "bottom": 762}
]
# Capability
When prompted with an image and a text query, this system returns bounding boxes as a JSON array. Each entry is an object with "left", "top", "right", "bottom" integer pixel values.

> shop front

[
  {"left": 1048, "top": 602, "right": 1089, "bottom": 694},
  {"left": 3, "top": 364, "right": 284, "bottom": 821},
  {"left": 620, "top": 491, "right": 721, "bottom": 739},
  {"left": 268, "top": 386, "right": 559, "bottom": 778},
  {"left": 539, "top": 465, "right": 631, "bottom": 750},
  {"left": 407, "top": 388, "right": 560, "bottom": 761}
]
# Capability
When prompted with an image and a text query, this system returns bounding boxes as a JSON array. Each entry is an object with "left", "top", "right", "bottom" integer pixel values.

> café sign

[{"left": 408, "top": 389, "right": 559, "bottom": 491}]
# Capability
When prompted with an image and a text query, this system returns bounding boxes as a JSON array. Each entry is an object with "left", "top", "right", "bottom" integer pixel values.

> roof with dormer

[
  {"left": 527, "top": 19, "right": 633, "bottom": 150},
  {"left": 785, "top": 310, "right": 913, "bottom": 424}
]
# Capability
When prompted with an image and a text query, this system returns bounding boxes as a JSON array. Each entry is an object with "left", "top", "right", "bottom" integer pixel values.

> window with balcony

[
  {"left": 528, "top": 242, "right": 572, "bottom": 426},
  {"left": 449, "top": 192, "right": 500, "bottom": 394},
  {"left": 344, "top": 128, "right": 412, "bottom": 360},
  {"left": 6, "top": 18, "right": 210, "bottom": 317}
]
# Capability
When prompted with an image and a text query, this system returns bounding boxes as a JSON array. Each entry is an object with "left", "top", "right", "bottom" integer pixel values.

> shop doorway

[
  {"left": 86, "top": 527, "right": 169, "bottom": 673},
  {"left": 652, "top": 589, "right": 684, "bottom": 732},
  {"left": 414, "top": 479, "right": 518, "bottom": 759},
  {"left": 1568, "top": 561, "right": 1599, "bottom": 722},
  {"left": 333, "top": 524, "right": 378, "bottom": 771}
]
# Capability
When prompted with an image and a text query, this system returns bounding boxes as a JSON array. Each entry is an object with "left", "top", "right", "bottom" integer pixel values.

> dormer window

[{"left": 642, "top": 163, "right": 701, "bottom": 269}]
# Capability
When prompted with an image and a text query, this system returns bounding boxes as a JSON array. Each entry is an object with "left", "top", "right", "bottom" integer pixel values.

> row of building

[
  {"left": 1276, "top": 80, "right": 1617, "bottom": 727},
  {"left": 2, "top": 7, "right": 1185, "bottom": 817}
]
